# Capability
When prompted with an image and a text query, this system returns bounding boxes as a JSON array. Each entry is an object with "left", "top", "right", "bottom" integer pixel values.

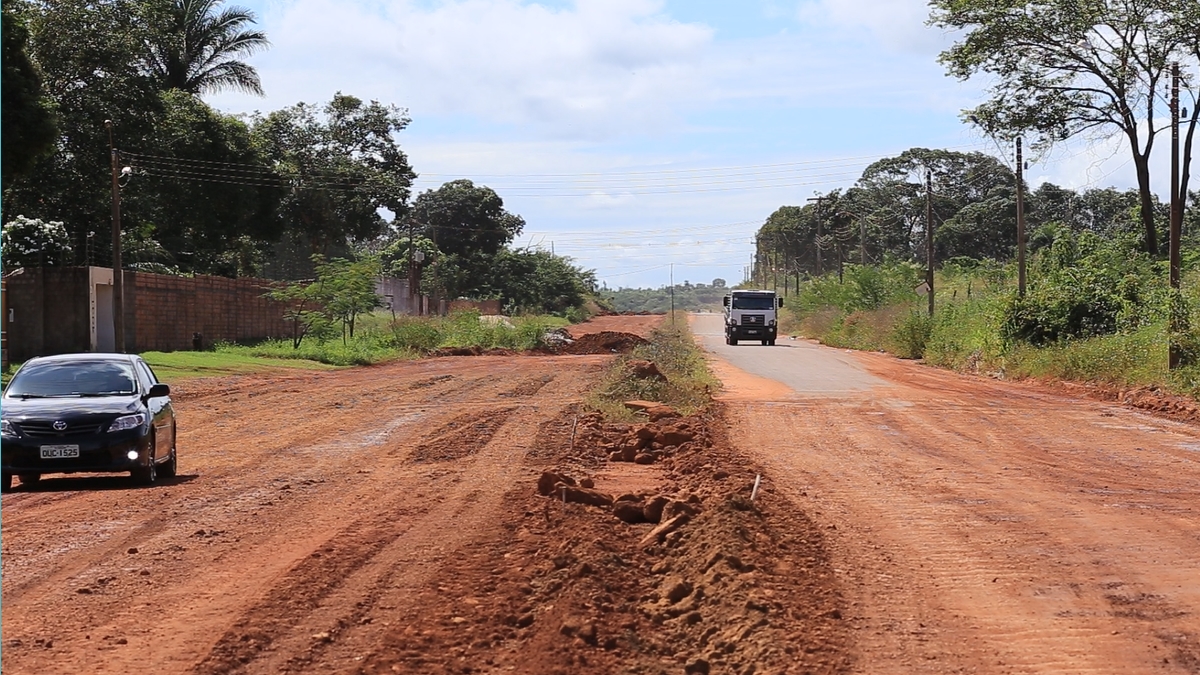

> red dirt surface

[
  {"left": 10, "top": 308, "right": 1195, "bottom": 674},
  {"left": 713, "top": 346, "right": 1200, "bottom": 674},
  {"left": 1, "top": 314, "right": 849, "bottom": 675}
]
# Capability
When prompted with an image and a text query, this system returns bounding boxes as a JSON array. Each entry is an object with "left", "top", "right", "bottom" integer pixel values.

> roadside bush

[
  {"left": 887, "top": 309, "right": 932, "bottom": 359},
  {"left": 390, "top": 317, "right": 443, "bottom": 352},
  {"left": 1001, "top": 232, "right": 1164, "bottom": 345},
  {"left": 588, "top": 314, "right": 717, "bottom": 418}
]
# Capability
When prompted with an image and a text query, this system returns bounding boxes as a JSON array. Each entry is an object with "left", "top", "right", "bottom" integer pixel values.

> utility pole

[
  {"left": 860, "top": 218, "right": 867, "bottom": 266},
  {"left": 1170, "top": 62, "right": 1183, "bottom": 369},
  {"left": 925, "top": 169, "right": 935, "bottom": 317},
  {"left": 106, "top": 120, "right": 125, "bottom": 353},
  {"left": 669, "top": 263, "right": 675, "bottom": 325},
  {"left": 772, "top": 244, "right": 779, "bottom": 291},
  {"left": 1016, "top": 137, "right": 1027, "bottom": 297},
  {"left": 407, "top": 217, "right": 419, "bottom": 315},
  {"left": 807, "top": 196, "right": 827, "bottom": 276}
]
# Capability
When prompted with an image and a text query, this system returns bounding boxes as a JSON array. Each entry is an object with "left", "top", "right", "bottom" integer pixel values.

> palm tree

[{"left": 146, "top": 0, "right": 269, "bottom": 96}]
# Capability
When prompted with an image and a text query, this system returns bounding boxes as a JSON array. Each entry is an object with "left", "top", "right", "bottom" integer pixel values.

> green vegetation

[
  {"left": 601, "top": 279, "right": 728, "bottom": 313},
  {"left": 209, "top": 309, "right": 570, "bottom": 367},
  {"left": 142, "top": 350, "right": 337, "bottom": 383},
  {"left": 1, "top": 0, "right": 599, "bottom": 319},
  {"left": 782, "top": 236, "right": 1200, "bottom": 398},
  {"left": 587, "top": 314, "right": 718, "bottom": 419}
]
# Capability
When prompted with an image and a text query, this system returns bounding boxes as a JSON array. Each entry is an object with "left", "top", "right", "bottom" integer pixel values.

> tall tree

[
  {"left": 2, "top": 0, "right": 57, "bottom": 188},
  {"left": 144, "top": 0, "right": 269, "bottom": 96},
  {"left": 413, "top": 180, "right": 525, "bottom": 259},
  {"left": 253, "top": 94, "right": 416, "bottom": 259},
  {"left": 931, "top": 0, "right": 1200, "bottom": 255},
  {"left": 3, "top": 0, "right": 163, "bottom": 264}
]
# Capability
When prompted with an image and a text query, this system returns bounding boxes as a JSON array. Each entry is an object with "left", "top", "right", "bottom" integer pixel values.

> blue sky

[{"left": 207, "top": 0, "right": 1160, "bottom": 289}]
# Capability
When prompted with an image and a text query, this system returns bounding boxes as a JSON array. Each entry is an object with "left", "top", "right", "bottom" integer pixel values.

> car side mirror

[
  {"left": 722, "top": 297, "right": 730, "bottom": 307},
  {"left": 147, "top": 383, "right": 170, "bottom": 399},
  {"left": 778, "top": 298, "right": 784, "bottom": 308}
]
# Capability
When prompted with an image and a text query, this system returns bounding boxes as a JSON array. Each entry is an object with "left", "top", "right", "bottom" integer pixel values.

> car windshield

[
  {"left": 731, "top": 295, "right": 776, "bottom": 310},
  {"left": 4, "top": 361, "right": 138, "bottom": 398}
]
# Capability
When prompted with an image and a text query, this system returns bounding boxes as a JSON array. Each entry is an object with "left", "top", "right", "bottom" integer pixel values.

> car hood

[{"left": 2, "top": 396, "right": 142, "bottom": 419}]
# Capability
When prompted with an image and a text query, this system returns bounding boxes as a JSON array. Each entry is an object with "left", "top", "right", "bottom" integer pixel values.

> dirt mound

[
  {"left": 557, "top": 331, "right": 648, "bottom": 355},
  {"left": 429, "top": 346, "right": 517, "bottom": 357},
  {"left": 357, "top": 404, "right": 851, "bottom": 675}
]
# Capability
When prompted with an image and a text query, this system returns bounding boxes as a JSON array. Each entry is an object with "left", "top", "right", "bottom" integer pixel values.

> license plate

[
  {"left": 40, "top": 444, "right": 80, "bottom": 459},
  {"left": 746, "top": 329, "right": 760, "bottom": 334}
]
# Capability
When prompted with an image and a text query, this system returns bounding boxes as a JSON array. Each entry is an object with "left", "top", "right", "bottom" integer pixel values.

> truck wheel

[
  {"left": 768, "top": 339, "right": 776, "bottom": 346},
  {"left": 761, "top": 339, "right": 768, "bottom": 346},
  {"left": 730, "top": 338, "right": 738, "bottom": 346}
]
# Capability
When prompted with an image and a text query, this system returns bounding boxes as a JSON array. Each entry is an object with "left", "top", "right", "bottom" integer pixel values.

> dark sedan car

[{"left": 1, "top": 353, "right": 177, "bottom": 491}]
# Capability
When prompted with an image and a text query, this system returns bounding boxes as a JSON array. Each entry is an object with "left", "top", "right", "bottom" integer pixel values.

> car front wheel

[
  {"left": 132, "top": 433, "right": 158, "bottom": 486},
  {"left": 18, "top": 473, "right": 41, "bottom": 487},
  {"left": 159, "top": 431, "right": 178, "bottom": 479},
  {"left": 1, "top": 474, "right": 12, "bottom": 493}
]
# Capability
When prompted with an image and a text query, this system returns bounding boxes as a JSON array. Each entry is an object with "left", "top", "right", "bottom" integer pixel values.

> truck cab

[{"left": 722, "top": 290, "right": 783, "bottom": 345}]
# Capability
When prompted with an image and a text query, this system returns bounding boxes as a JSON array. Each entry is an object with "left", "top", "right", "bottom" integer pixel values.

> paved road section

[
  {"left": 692, "top": 312, "right": 1200, "bottom": 674},
  {"left": 691, "top": 313, "right": 884, "bottom": 394}
]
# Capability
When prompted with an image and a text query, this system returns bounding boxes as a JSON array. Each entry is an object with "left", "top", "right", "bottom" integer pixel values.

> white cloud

[
  {"left": 797, "top": 0, "right": 955, "bottom": 55},
  {"left": 214, "top": 0, "right": 713, "bottom": 139}
]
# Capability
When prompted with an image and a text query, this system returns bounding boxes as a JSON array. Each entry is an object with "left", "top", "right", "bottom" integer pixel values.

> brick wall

[
  {"left": 130, "top": 272, "right": 294, "bottom": 352},
  {"left": 448, "top": 299, "right": 503, "bottom": 315}
]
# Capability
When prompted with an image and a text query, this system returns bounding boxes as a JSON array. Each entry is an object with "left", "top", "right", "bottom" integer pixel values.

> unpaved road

[
  {"left": 5, "top": 311, "right": 1199, "bottom": 675},
  {"left": 693, "top": 313, "right": 1200, "bottom": 674}
]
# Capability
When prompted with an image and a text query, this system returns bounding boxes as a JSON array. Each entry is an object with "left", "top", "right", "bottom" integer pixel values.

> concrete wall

[
  {"left": 448, "top": 299, "right": 503, "bottom": 315},
  {"left": 5, "top": 267, "right": 92, "bottom": 362}
]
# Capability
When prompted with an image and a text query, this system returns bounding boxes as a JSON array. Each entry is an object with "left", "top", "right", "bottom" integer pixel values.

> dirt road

[
  {"left": 693, "top": 313, "right": 1200, "bottom": 674},
  {"left": 6, "top": 311, "right": 1198, "bottom": 675}
]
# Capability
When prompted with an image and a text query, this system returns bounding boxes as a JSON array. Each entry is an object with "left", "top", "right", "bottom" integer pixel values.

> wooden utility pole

[
  {"left": 925, "top": 169, "right": 935, "bottom": 317},
  {"left": 860, "top": 218, "right": 867, "bottom": 266},
  {"left": 1016, "top": 137, "right": 1027, "bottom": 298},
  {"left": 807, "top": 196, "right": 827, "bottom": 276},
  {"left": 106, "top": 120, "right": 125, "bottom": 352},
  {"left": 669, "top": 263, "right": 675, "bottom": 325},
  {"left": 407, "top": 217, "right": 419, "bottom": 315},
  {"left": 1170, "top": 62, "right": 1183, "bottom": 369}
]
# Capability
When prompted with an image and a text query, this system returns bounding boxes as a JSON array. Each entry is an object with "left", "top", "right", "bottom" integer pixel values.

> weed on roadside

[{"left": 587, "top": 314, "right": 718, "bottom": 419}]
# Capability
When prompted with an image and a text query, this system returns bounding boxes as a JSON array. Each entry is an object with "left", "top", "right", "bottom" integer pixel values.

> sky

[{"left": 206, "top": 0, "right": 1171, "bottom": 290}]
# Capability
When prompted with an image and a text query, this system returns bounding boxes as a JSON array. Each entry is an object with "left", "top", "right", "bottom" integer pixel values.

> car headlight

[
  {"left": 1, "top": 420, "right": 16, "bottom": 437},
  {"left": 769, "top": 319, "right": 776, "bottom": 326},
  {"left": 108, "top": 413, "right": 148, "bottom": 433}
]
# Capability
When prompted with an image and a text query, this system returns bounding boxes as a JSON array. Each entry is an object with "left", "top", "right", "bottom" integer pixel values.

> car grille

[
  {"left": 17, "top": 421, "right": 108, "bottom": 438},
  {"left": 741, "top": 314, "right": 765, "bottom": 326}
]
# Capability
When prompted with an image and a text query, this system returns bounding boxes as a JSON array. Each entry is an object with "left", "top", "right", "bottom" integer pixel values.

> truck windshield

[{"left": 731, "top": 295, "right": 776, "bottom": 310}]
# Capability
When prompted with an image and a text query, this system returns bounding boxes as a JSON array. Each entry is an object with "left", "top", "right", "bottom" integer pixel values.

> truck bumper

[{"left": 726, "top": 326, "right": 776, "bottom": 340}]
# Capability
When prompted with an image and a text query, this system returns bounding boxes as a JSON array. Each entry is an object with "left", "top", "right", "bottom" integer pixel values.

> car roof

[{"left": 25, "top": 353, "right": 139, "bottom": 365}]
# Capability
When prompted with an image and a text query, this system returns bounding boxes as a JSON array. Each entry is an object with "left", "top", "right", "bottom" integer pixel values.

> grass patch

[
  {"left": 586, "top": 312, "right": 718, "bottom": 419},
  {"left": 213, "top": 310, "right": 574, "bottom": 368},
  {"left": 143, "top": 350, "right": 338, "bottom": 383}
]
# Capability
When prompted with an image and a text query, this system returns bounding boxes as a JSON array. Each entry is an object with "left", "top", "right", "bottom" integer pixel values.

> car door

[{"left": 134, "top": 359, "right": 173, "bottom": 460}]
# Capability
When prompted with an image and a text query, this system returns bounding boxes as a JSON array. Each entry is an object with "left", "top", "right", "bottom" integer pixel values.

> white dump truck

[{"left": 722, "top": 289, "right": 783, "bottom": 345}]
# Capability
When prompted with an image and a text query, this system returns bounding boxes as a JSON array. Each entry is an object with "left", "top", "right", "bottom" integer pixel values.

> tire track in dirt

[
  {"left": 194, "top": 397, "right": 586, "bottom": 674},
  {"left": 717, "top": 359, "right": 1200, "bottom": 674},
  {"left": 1, "top": 355, "right": 611, "bottom": 675}
]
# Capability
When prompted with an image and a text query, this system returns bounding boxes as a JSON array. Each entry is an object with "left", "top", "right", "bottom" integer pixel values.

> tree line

[
  {"left": 0, "top": 0, "right": 596, "bottom": 316},
  {"left": 758, "top": 0, "right": 1200, "bottom": 281}
]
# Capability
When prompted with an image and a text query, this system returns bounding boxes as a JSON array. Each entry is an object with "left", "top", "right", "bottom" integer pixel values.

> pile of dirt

[
  {"left": 357, "top": 404, "right": 851, "bottom": 675},
  {"left": 1048, "top": 380, "right": 1200, "bottom": 424},
  {"left": 556, "top": 331, "right": 649, "bottom": 355},
  {"left": 429, "top": 346, "right": 517, "bottom": 357}
]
